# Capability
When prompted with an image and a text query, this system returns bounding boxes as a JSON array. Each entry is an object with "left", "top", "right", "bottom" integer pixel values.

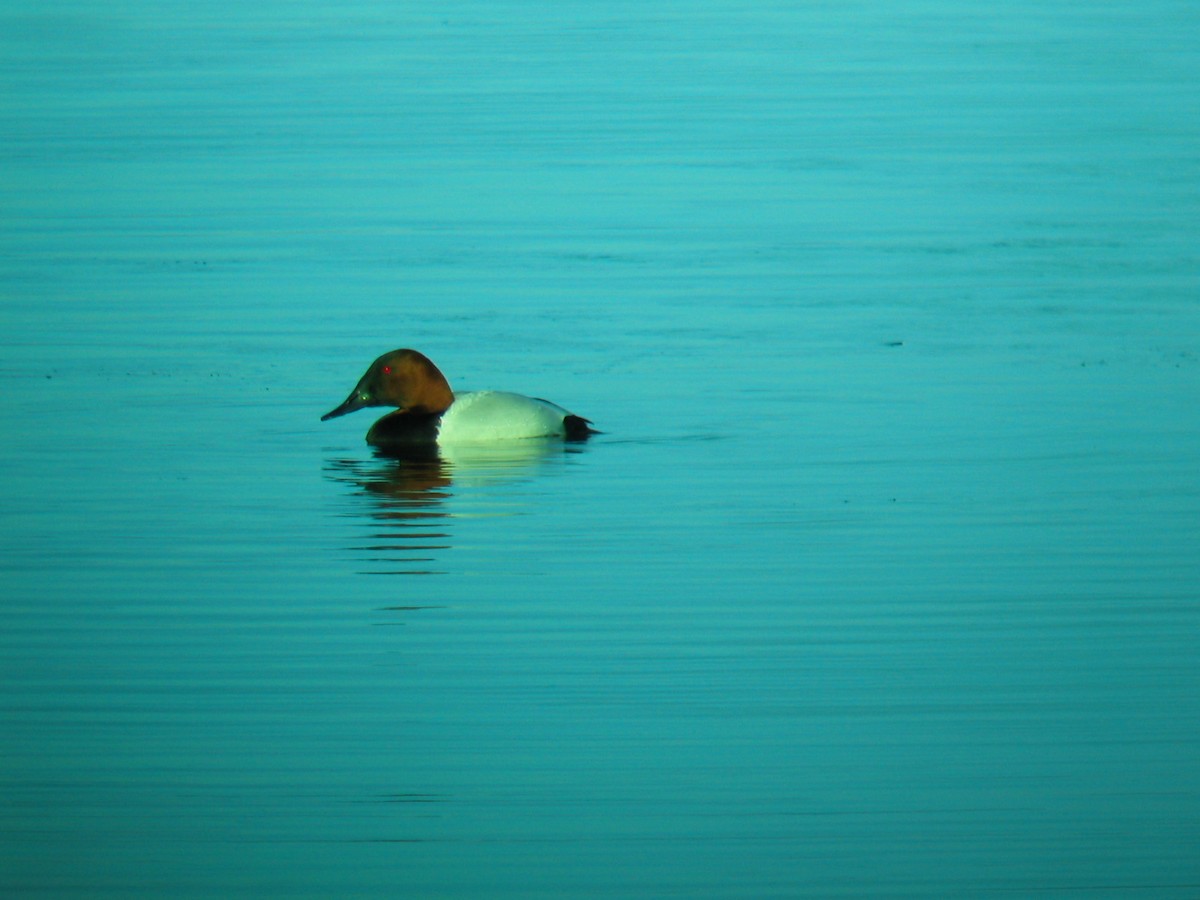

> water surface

[{"left": 2, "top": 2, "right": 1198, "bottom": 897}]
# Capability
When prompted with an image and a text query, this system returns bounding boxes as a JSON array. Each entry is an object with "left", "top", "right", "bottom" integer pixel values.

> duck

[{"left": 321, "top": 348, "right": 596, "bottom": 448}]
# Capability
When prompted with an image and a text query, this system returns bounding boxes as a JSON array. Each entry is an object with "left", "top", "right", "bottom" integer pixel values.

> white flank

[{"left": 436, "top": 391, "right": 571, "bottom": 444}]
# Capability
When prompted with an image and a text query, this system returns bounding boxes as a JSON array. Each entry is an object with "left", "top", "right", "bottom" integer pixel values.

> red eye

[{"left": 382, "top": 365, "right": 392, "bottom": 374}]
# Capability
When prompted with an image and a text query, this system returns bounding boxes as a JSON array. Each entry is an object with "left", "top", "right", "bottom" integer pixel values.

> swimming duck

[{"left": 321, "top": 348, "right": 596, "bottom": 447}]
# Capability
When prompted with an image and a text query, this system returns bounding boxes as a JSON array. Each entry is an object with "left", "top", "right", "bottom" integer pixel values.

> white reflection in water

[{"left": 324, "top": 440, "right": 591, "bottom": 576}]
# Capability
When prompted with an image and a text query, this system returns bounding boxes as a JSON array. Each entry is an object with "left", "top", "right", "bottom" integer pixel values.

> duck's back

[{"left": 438, "top": 391, "right": 579, "bottom": 444}]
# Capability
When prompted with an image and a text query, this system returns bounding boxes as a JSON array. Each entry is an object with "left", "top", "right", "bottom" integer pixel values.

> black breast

[{"left": 365, "top": 411, "right": 443, "bottom": 448}]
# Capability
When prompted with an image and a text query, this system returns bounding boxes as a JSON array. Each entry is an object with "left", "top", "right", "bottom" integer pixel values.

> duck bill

[{"left": 321, "top": 390, "right": 367, "bottom": 421}]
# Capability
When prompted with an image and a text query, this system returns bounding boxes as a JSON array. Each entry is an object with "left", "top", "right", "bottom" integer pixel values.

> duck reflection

[
  {"left": 324, "top": 439, "right": 588, "bottom": 576},
  {"left": 324, "top": 452, "right": 452, "bottom": 576}
]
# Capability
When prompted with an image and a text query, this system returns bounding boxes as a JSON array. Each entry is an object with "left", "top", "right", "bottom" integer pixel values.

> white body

[{"left": 437, "top": 391, "right": 573, "bottom": 444}]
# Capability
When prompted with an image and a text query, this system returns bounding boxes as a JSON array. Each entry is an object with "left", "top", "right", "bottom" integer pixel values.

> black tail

[{"left": 564, "top": 415, "right": 599, "bottom": 441}]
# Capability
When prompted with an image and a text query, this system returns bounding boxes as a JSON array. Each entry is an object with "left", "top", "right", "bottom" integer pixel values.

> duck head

[{"left": 321, "top": 348, "right": 455, "bottom": 421}]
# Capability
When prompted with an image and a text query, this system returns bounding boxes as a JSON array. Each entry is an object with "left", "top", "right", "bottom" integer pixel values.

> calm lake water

[{"left": 2, "top": 1, "right": 1199, "bottom": 897}]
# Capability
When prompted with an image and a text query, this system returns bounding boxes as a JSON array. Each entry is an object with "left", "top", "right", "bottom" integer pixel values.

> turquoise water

[{"left": 2, "top": 2, "right": 1199, "bottom": 897}]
